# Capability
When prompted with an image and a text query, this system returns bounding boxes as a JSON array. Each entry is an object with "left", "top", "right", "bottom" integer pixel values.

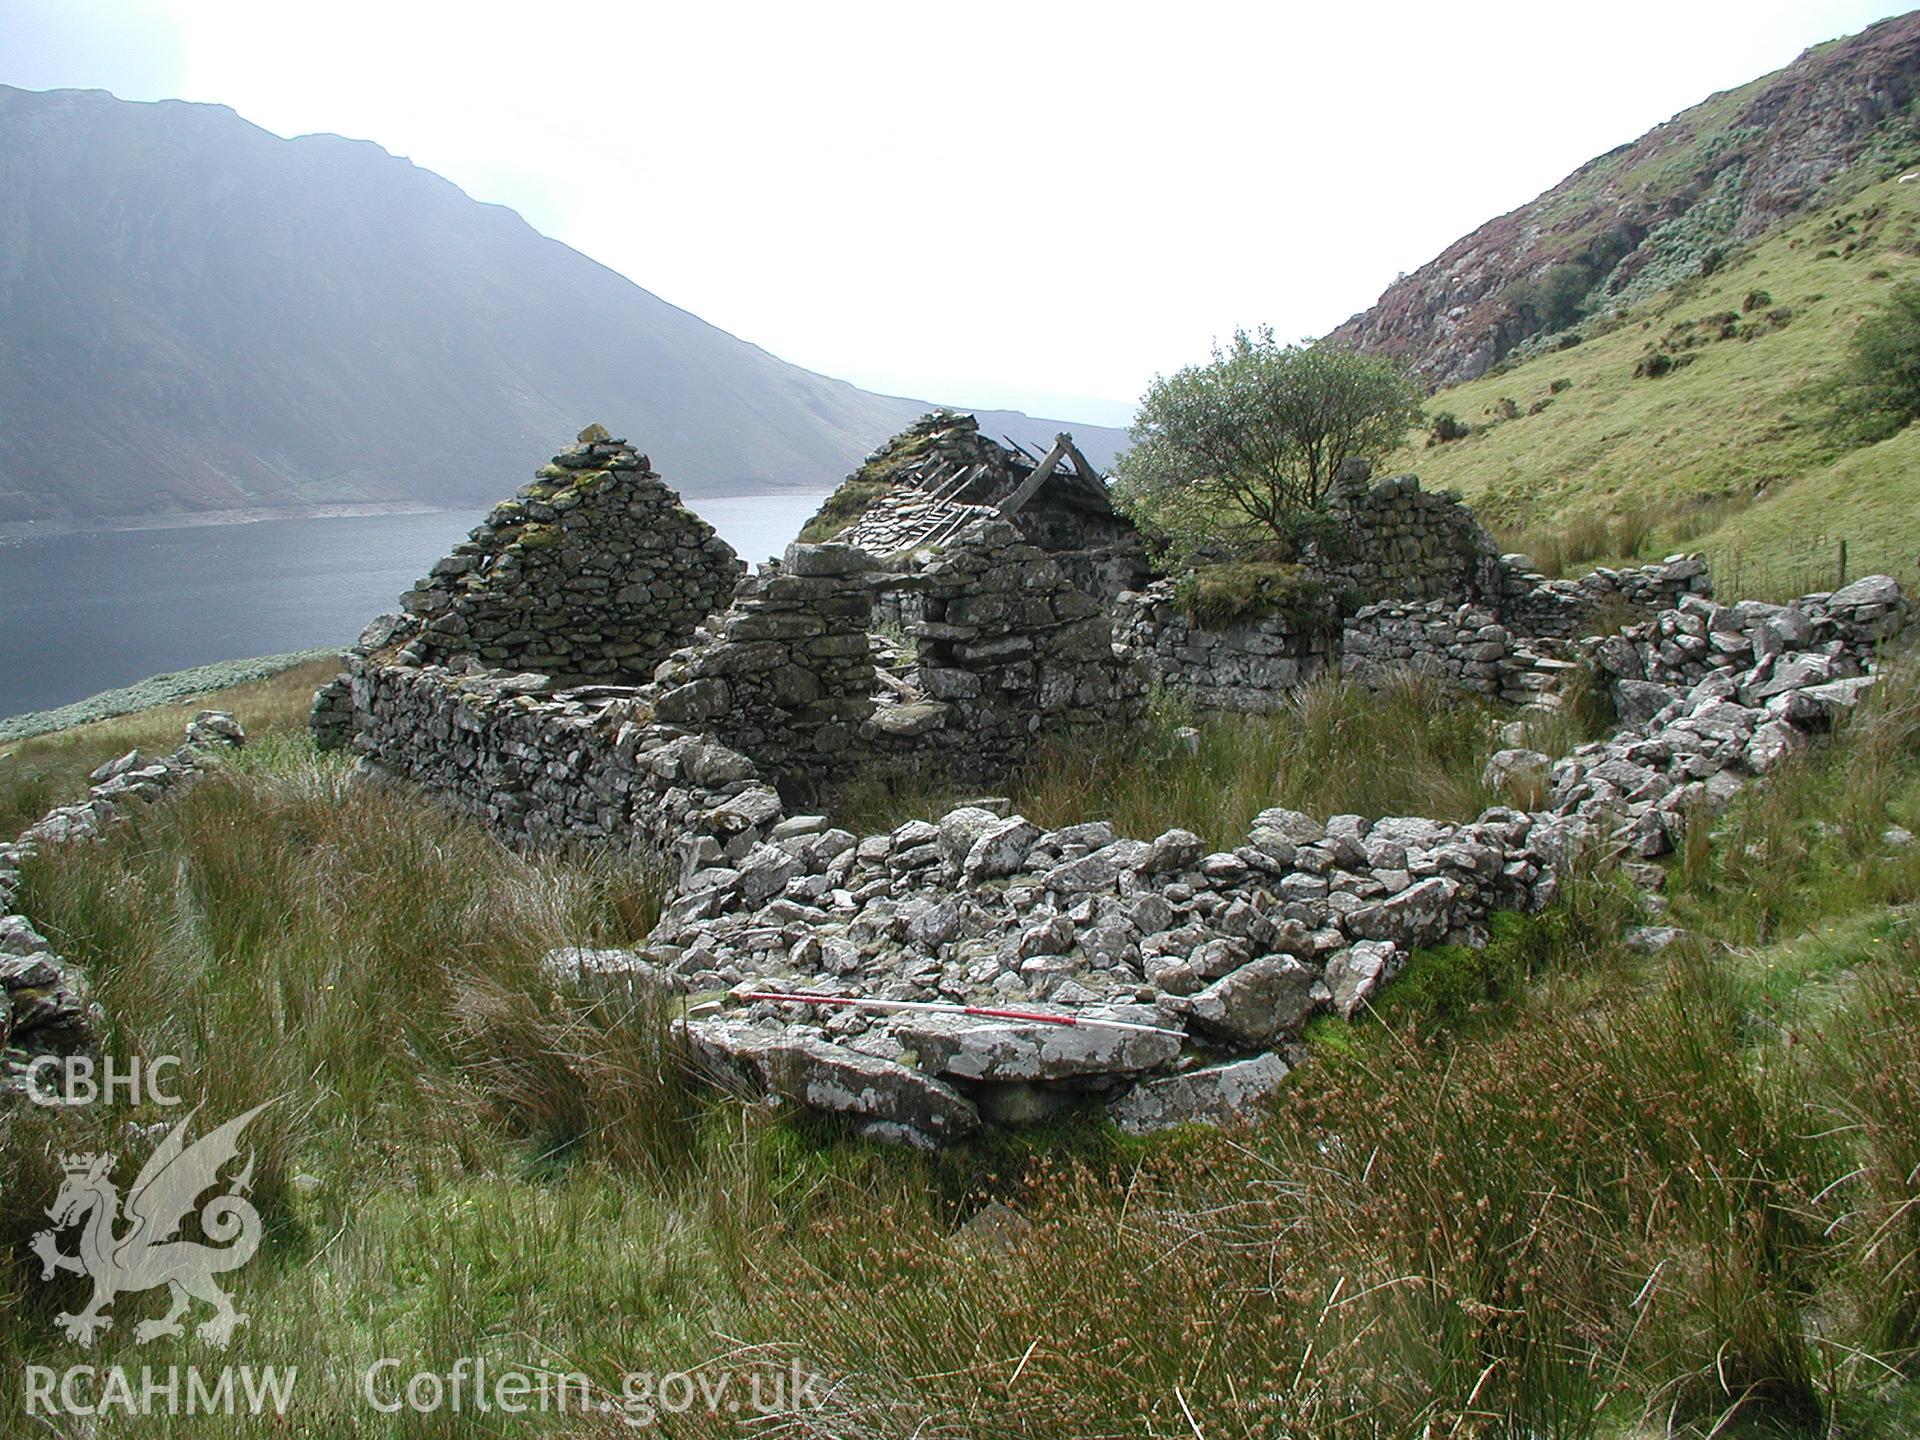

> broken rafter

[{"left": 996, "top": 435, "right": 1069, "bottom": 516}]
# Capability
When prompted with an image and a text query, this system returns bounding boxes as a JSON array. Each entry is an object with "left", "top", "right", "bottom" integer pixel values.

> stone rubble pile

[
  {"left": 1, "top": 711, "right": 247, "bottom": 1096},
  {"left": 599, "top": 576, "right": 1908, "bottom": 1144},
  {"left": 1586, "top": 575, "right": 1907, "bottom": 727}
]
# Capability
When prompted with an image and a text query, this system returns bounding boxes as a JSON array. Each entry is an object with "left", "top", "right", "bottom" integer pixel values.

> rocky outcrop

[{"left": 1329, "top": 14, "right": 1920, "bottom": 385}]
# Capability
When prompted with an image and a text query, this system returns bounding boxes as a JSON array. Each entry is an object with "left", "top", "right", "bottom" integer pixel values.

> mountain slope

[
  {"left": 1384, "top": 170, "right": 1920, "bottom": 598},
  {"left": 1332, "top": 11, "right": 1920, "bottom": 388},
  {"left": 0, "top": 85, "right": 1123, "bottom": 528}
]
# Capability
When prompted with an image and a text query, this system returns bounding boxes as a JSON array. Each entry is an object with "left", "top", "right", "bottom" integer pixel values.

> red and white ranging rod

[{"left": 731, "top": 989, "right": 1186, "bottom": 1038}]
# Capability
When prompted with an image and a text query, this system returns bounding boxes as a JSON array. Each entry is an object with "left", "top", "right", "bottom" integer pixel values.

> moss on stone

[
  {"left": 798, "top": 476, "right": 893, "bottom": 542},
  {"left": 1172, "top": 562, "right": 1330, "bottom": 628},
  {"left": 796, "top": 422, "right": 951, "bottom": 542}
]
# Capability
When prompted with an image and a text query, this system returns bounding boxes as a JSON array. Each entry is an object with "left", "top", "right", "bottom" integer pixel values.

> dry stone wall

[
  {"left": 621, "top": 575, "right": 1911, "bottom": 1144},
  {"left": 307, "top": 423, "right": 1920, "bottom": 1144},
  {"left": 2, "top": 711, "right": 246, "bottom": 1097},
  {"left": 1112, "top": 583, "right": 1340, "bottom": 714},
  {"left": 649, "top": 543, "right": 883, "bottom": 794},
  {"left": 899, "top": 520, "right": 1146, "bottom": 779},
  {"left": 1111, "top": 454, "right": 1716, "bottom": 715},
  {"left": 1306, "top": 465, "right": 1507, "bottom": 605},
  {"left": 1341, "top": 600, "right": 1526, "bottom": 701}
]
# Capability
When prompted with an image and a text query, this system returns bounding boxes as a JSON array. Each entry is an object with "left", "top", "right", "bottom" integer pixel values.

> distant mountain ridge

[
  {"left": 0, "top": 85, "right": 1124, "bottom": 528},
  {"left": 1332, "top": 11, "right": 1920, "bottom": 387}
]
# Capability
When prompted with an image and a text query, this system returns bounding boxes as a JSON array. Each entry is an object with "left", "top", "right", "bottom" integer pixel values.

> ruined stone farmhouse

[{"left": 296, "top": 417, "right": 1911, "bottom": 1144}]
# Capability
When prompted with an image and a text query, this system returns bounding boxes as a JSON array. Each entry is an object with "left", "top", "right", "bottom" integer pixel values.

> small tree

[
  {"left": 1115, "top": 328, "right": 1423, "bottom": 560},
  {"left": 1822, "top": 282, "right": 1920, "bottom": 443}
]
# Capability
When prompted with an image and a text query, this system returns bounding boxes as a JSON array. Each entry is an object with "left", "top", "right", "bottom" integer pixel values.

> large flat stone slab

[
  {"left": 1108, "top": 1053, "right": 1291, "bottom": 1134},
  {"left": 682, "top": 1017, "right": 979, "bottom": 1142},
  {"left": 892, "top": 1006, "right": 1182, "bottom": 1082}
]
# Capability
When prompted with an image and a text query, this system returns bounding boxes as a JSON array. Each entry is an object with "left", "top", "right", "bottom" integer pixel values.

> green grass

[
  {"left": 832, "top": 672, "right": 1592, "bottom": 844},
  {"left": 1169, "top": 560, "right": 1331, "bottom": 626},
  {"left": 1397, "top": 175, "right": 1920, "bottom": 598},
  {"left": 0, "top": 656, "right": 344, "bottom": 835},
  {"left": 1, "top": 664, "right": 1918, "bottom": 1434},
  {"left": 0, "top": 648, "right": 342, "bottom": 745}
]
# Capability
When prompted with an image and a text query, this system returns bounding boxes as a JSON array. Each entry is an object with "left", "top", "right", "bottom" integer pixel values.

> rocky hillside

[
  {"left": 0, "top": 86, "right": 1122, "bottom": 528},
  {"left": 1332, "top": 11, "right": 1920, "bottom": 387}
]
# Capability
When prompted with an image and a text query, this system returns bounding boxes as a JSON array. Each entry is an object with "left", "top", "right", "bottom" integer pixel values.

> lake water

[{"left": 0, "top": 492, "right": 831, "bottom": 721}]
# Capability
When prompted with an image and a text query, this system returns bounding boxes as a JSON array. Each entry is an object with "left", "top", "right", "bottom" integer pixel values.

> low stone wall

[
  {"left": 2, "top": 711, "right": 246, "bottom": 1096},
  {"left": 326, "top": 558, "right": 1912, "bottom": 1141},
  {"left": 1341, "top": 600, "right": 1525, "bottom": 702},
  {"left": 1498, "top": 553, "right": 1712, "bottom": 639},
  {"left": 1106, "top": 458, "right": 1712, "bottom": 715},
  {"left": 1587, "top": 575, "right": 1911, "bottom": 724},
  {"left": 1112, "top": 582, "right": 1340, "bottom": 714},
  {"left": 1306, "top": 466, "right": 1508, "bottom": 604},
  {"left": 635, "top": 576, "right": 1907, "bottom": 1142},
  {"left": 397, "top": 427, "right": 742, "bottom": 683},
  {"left": 336, "top": 660, "right": 791, "bottom": 877}
]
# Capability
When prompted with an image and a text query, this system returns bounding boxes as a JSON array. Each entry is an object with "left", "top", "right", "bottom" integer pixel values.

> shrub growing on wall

[{"left": 1114, "top": 328, "right": 1422, "bottom": 564}]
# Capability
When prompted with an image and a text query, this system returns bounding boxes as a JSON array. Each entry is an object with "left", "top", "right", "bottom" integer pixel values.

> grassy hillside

[
  {"left": 1393, "top": 172, "right": 1920, "bottom": 598},
  {"left": 1, "top": 663, "right": 1918, "bottom": 1434}
]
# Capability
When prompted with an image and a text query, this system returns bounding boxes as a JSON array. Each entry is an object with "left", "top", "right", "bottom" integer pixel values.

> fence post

[{"left": 1838, "top": 538, "right": 1848, "bottom": 589}]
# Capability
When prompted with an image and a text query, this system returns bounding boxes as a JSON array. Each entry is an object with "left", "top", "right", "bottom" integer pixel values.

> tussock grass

[
  {"left": 1017, "top": 674, "right": 1512, "bottom": 847},
  {"left": 0, "top": 665, "right": 1916, "bottom": 1433},
  {"left": 836, "top": 674, "right": 1578, "bottom": 847}
]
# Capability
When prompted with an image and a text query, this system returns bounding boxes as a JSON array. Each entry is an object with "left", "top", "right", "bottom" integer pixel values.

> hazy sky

[{"left": 2, "top": 1, "right": 1910, "bottom": 424}]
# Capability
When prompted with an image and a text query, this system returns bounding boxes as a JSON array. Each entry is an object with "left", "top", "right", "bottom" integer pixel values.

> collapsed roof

[{"left": 799, "top": 411, "right": 1128, "bottom": 557}]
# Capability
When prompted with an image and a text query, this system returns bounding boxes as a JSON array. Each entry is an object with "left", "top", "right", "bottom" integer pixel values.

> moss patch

[
  {"left": 796, "top": 424, "right": 948, "bottom": 542},
  {"left": 1171, "top": 562, "right": 1330, "bottom": 628}
]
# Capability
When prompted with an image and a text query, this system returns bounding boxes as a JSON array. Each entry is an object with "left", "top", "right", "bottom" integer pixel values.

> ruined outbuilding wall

[
  {"left": 1112, "top": 584, "right": 1341, "bottom": 714},
  {"left": 649, "top": 543, "right": 884, "bottom": 794},
  {"left": 1112, "top": 460, "right": 1717, "bottom": 714},
  {"left": 899, "top": 521, "right": 1147, "bottom": 779},
  {"left": 1305, "top": 467, "right": 1508, "bottom": 605},
  {"left": 643, "top": 522, "right": 1147, "bottom": 795},
  {"left": 337, "top": 657, "right": 794, "bottom": 883}
]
